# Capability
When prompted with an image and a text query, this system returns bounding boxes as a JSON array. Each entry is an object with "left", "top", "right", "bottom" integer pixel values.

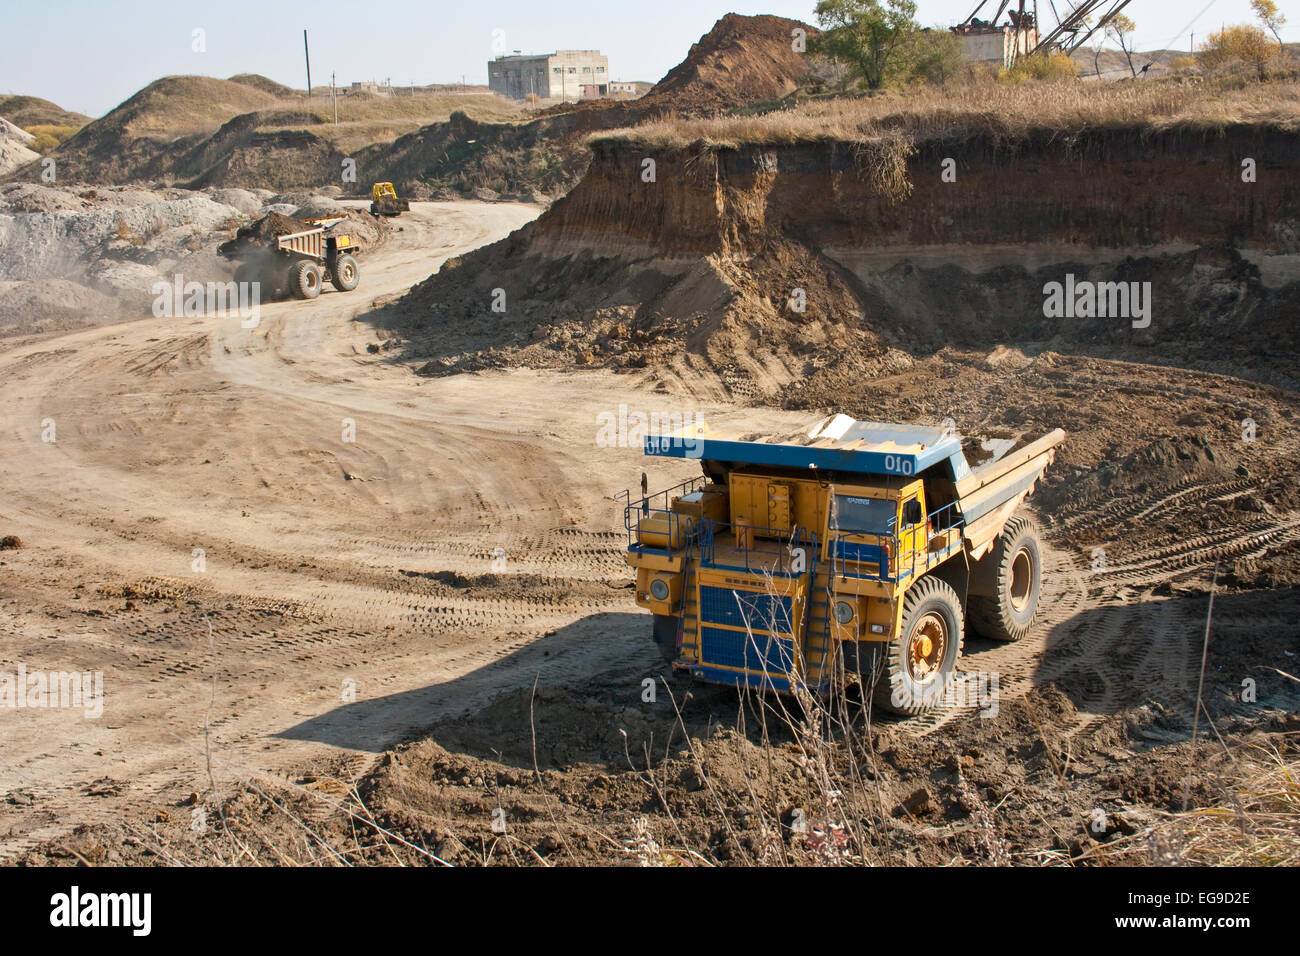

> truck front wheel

[
  {"left": 968, "top": 515, "right": 1042, "bottom": 643},
  {"left": 331, "top": 254, "right": 359, "bottom": 292},
  {"left": 873, "top": 575, "right": 963, "bottom": 716}
]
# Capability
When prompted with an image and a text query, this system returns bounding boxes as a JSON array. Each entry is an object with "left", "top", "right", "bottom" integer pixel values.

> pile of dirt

[
  {"left": 236, "top": 210, "right": 308, "bottom": 242},
  {"left": 639, "top": 13, "right": 815, "bottom": 112}
]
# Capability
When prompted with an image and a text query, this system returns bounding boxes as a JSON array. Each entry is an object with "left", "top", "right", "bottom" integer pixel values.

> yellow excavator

[{"left": 369, "top": 182, "right": 409, "bottom": 217}]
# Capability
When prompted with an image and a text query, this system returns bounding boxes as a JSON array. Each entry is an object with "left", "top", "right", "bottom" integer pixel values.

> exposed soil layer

[{"left": 384, "top": 125, "right": 1300, "bottom": 398}]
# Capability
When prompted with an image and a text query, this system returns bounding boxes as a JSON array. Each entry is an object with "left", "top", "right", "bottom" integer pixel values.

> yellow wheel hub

[{"left": 908, "top": 612, "right": 947, "bottom": 682}]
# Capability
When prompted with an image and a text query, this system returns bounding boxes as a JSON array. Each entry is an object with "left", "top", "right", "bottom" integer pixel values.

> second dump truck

[
  {"left": 621, "top": 416, "right": 1065, "bottom": 715},
  {"left": 220, "top": 214, "right": 361, "bottom": 301}
]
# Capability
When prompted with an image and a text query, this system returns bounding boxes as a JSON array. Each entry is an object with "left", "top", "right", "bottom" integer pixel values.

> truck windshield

[{"left": 832, "top": 495, "right": 896, "bottom": 535}]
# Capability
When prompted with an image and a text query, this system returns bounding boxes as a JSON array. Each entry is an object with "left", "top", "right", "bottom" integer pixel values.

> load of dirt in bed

[{"left": 216, "top": 209, "right": 386, "bottom": 261}]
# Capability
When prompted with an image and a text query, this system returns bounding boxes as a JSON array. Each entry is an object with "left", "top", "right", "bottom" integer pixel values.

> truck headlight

[
  {"left": 833, "top": 601, "right": 855, "bottom": 624},
  {"left": 649, "top": 578, "right": 670, "bottom": 601}
]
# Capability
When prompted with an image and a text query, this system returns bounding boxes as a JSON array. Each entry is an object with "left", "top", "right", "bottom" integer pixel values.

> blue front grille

[
  {"left": 699, "top": 586, "right": 793, "bottom": 633},
  {"left": 699, "top": 627, "right": 796, "bottom": 673}
]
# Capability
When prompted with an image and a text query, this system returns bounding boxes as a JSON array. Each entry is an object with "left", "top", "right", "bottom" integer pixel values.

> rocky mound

[{"left": 0, "top": 118, "right": 40, "bottom": 176}]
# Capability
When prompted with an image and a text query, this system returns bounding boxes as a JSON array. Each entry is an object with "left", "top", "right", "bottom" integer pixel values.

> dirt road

[{"left": 0, "top": 200, "right": 836, "bottom": 855}]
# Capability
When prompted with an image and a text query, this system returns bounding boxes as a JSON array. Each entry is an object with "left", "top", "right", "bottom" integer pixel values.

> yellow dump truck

[
  {"left": 222, "top": 216, "right": 361, "bottom": 300},
  {"left": 620, "top": 416, "right": 1065, "bottom": 714}
]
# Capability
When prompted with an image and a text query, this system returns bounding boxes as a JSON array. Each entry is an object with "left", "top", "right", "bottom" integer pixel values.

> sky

[{"left": 5, "top": 0, "right": 1296, "bottom": 118}]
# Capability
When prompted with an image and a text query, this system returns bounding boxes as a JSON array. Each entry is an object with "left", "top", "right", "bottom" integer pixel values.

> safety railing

[
  {"left": 618, "top": 476, "right": 707, "bottom": 554},
  {"left": 697, "top": 520, "right": 817, "bottom": 576}
]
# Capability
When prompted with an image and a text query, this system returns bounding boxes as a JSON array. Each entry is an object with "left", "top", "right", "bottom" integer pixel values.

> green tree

[
  {"left": 812, "top": 0, "right": 921, "bottom": 91},
  {"left": 907, "top": 28, "right": 965, "bottom": 85}
]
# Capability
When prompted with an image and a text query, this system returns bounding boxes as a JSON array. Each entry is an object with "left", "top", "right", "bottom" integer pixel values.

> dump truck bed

[{"left": 644, "top": 415, "right": 1064, "bottom": 558}]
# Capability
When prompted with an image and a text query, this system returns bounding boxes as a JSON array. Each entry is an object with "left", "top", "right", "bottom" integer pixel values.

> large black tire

[
  {"left": 968, "top": 515, "right": 1042, "bottom": 643},
  {"left": 652, "top": 614, "right": 679, "bottom": 661},
  {"left": 872, "top": 575, "right": 963, "bottom": 716},
  {"left": 290, "top": 259, "right": 322, "bottom": 299},
  {"left": 331, "top": 253, "right": 359, "bottom": 292}
]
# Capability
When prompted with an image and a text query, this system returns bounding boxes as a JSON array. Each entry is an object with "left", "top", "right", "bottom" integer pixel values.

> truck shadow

[
  {"left": 277, "top": 586, "right": 1299, "bottom": 763},
  {"left": 275, "top": 611, "right": 664, "bottom": 755},
  {"left": 1021, "top": 585, "right": 1300, "bottom": 744}
]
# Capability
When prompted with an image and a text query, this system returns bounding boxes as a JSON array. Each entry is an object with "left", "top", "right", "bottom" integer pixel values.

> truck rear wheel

[
  {"left": 331, "top": 254, "right": 359, "bottom": 292},
  {"left": 290, "top": 259, "right": 322, "bottom": 299},
  {"left": 873, "top": 575, "right": 963, "bottom": 716},
  {"left": 652, "top": 614, "right": 679, "bottom": 661},
  {"left": 968, "top": 515, "right": 1042, "bottom": 643}
]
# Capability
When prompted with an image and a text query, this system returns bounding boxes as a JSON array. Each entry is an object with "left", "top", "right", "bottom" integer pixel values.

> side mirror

[{"left": 904, "top": 500, "right": 923, "bottom": 526}]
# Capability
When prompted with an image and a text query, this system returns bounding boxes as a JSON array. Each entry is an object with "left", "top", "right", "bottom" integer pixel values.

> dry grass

[
  {"left": 1099, "top": 737, "right": 1300, "bottom": 866},
  {"left": 592, "top": 76, "right": 1300, "bottom": 149},
  {"left": 263, "top": 94, "right": 530, "bottom": 152},
  {"left": 101, "top": 76, "right": 526, "bottom": 146}
]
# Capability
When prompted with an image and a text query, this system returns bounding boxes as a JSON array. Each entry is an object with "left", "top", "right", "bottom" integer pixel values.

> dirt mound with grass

[
  {"left": 19, "top": 76, "right": 281, "bottom": 184},
  {"left": 640, "top": 13, "right": 815, "bottom": 112},
  {"left": 0, "top": 16, "right": 813, "bottom": 196},
  {"left": 0, "top": 95, "right": 90, "bottom": 128},
  {"left": 228, "top": 74, "right": 297, "bottom": 98}
]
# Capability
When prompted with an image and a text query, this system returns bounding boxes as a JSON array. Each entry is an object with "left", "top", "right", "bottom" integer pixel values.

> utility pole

[
  {"left": 331, "top": 72, "right": 337, "bottom": 124},
  {"left": 303, "top": 30, "right": 312, "bottom": 101}
]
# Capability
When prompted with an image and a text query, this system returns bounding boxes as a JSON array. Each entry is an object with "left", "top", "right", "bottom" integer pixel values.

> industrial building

[
  {"left": 608, "top": 80, "right": 653, "bottom": 99},
  {"left": 488, "top": 50, "right": 610, "bottom": 101}
]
